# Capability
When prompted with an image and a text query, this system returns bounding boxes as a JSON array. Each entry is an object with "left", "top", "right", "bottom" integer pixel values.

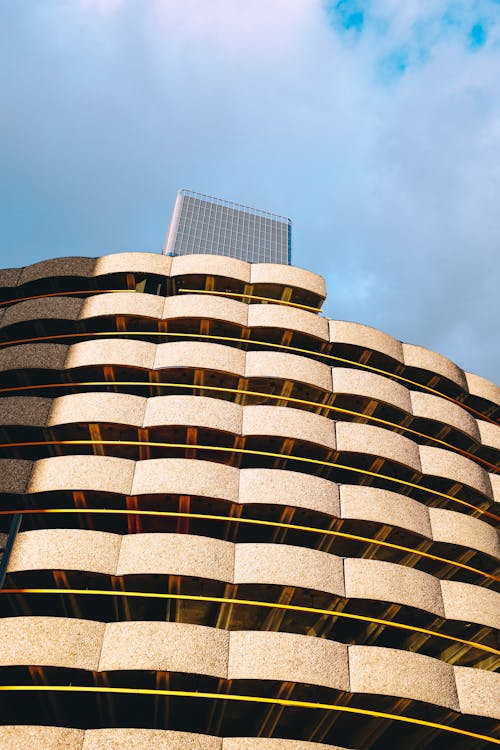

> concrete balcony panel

[
  {"left": 0, "top": 343, "right": 68, "bottom": 372},
  {"left": 490, "top": 472, "right": 500, "bottom": 504},
  {"left": 83, "top": 729, "right": 221, "bottom": 750},
  {"left": 403, "top": 343, "right": 467, "bottom": 389},
  {"left": 336, "top": 422, "right": 421, "bottom": 472},
  {"left": 28, "top": 456, "right": 135, "bottom": 495},
  {"left": 428, "top": 507, "right": 500, "bottom": 560},
  {"left": 163, "top": 294, "right": 248, "bottom": 327},
  {"left": 18, "top": 257, "right": 96, "bottom": 285},
  {"left": 94, "top": 252, "right": 172, "bottom": 278},
  {"left": 65, "top": 339, "right": 156, "bottom": 370},
  {"left": 228, "top": 631, "right": 349, "bottom": 691},
  {"left": 250, "top": 264, "right": 326, "bottom": 299},
  {"left": 454, "top": 666, "right": 500, "bottom": 720},
  {"left": 117, "top": 533, "right": 234, "bottom": 582},
  {"left": 331, "top": 367, "right": 412, "bottom": 414},
  {"left": 344, "top": 558, "right": 445, "bottom": 617},
  {"left": 245, "top": 350, "right": 331, "bottom": 391},
  {"left": 340, "top": 485, "right": 432, "bottom": 539},
  {"left": 0, "top": 616, "right": 104, "bottom": 670},
  {"left": 328, "top": 320, "right": 403, "bottom": 363},
  {"left": 0, "top": 396, "right": 51, "bottom": 427},
  {"left": 1, "top": 296, "right": 83, "bottom": 327},
  {"left": 48, "top": 392, "right": 146, "bottom": 427},
  {"left": 349, "top": 645, "right": 459, "bottom": 711},
  {"left": 242, "top": 405, "right": 336, "bottom": 449},
  {"left": 132, "top": 458, "right": 239, "bottom": 502},
  {"left": 410, "top": 391, "right": 480, "bottom": 441},
  {"left": 99, "top": 622, "right": 228, "bottom": 676},
  {"left": 234, "top": 544, "right": 345, "bottom": 596},
  {"left": 223, "top": 741, "right": 350, "bottom": 750},
  {"left": 477, "top": 420, "right": 500, "bottom": 451},
  {"left": 419, "top": 445, "right": 492, "bottom": 498},
  {"left": 0, "top": 267, "right": 21, "bottom": 287},
  {"left": 143, "top": 395, "right": 242, "bottom": 434},
  {"left": 0, "top": 459, "right": 33, "bottom": 494},
  {"left": 8, "top": 529, "right": 121, "bottom": 576},
  {"left": 154, "top": 341, "right": 245, "bottom": 376},
  {"left": 441, "top": 579, "right": 500, "bottom": 630},
  {"left": 239, "top": 468, "right": 340, "bottom": 515},
  {"left": 0, "top": 727, "right": 84, "bottom": 750},
  {"left": 171, "top": 254, "right": 250, "bottom": 283},
  {"left": 81, "top": 292, "right": 164, "bottom": 320},
  {"left": 465, "top": 371, "right": 500, "bottom": 407},
  {"left": 248, "top": 304, "right": 329, "bottom": 341}
]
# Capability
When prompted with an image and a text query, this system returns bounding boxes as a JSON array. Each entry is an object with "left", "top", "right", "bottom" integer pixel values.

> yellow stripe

[
  {"left": 3, "top": 437, "right": 497, "bottom": 520},
  {"left": 0, "top": 686, "right": 498, "bottom": 744},
  {"left": 1, "top": 508, "right": 497, "bottom": 582},
  {"left": 4, "top": 588, "right": 498, "bottom": 657},
  {"left": 0, "top": 328, "right": 496, "bottom": 425},
  {"left": 177, "top": 287, "right": 322, "bottom": 312}
]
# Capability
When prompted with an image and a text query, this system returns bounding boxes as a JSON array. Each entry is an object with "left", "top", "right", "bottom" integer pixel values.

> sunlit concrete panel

[
  {"left": 239, "top": 468, "right": 340, "bottom": 515},
  {"left": 131, "top": 458, "right": 239, "bottom": 502},
  {"left": 340, "top": 485, "right": 432, "bottom": 539}
]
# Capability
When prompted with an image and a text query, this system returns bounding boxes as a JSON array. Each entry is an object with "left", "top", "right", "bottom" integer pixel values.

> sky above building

[{"left": 1, "top": 0, "right": 499, "bottom": 381}]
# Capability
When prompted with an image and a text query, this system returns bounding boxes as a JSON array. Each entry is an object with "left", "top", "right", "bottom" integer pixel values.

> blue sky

[{"left": 1, "top": 0, "right": 499, "bottom": 380}]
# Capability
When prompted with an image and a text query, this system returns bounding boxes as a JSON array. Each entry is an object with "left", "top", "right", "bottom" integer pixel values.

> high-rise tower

[{"left": 0, "top": 195, "right": 498, "bottom": 749}]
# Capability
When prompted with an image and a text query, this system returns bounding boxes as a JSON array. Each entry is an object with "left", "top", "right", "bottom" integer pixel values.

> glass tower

[{"left": 163, "top": 189, "right": 292, "bottom": 264}]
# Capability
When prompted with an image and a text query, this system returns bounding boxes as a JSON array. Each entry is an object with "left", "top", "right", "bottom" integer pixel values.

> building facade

[{"left": 0, "top": 249, "right": 498, "bottom": 749}]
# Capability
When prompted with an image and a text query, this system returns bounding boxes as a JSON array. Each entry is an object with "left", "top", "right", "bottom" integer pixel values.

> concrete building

[{"left": 0, "top": 199, "right": 498, "bottom": 748}]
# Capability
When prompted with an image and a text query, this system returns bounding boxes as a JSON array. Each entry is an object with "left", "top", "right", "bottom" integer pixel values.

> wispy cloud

[{"left": 0, "top": 0, "right": 499, "bottom": 379}]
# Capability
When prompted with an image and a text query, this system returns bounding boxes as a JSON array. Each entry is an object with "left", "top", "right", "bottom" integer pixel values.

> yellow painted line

[
  {"left": 0, "top": 379, "right": 496, "bottom": 473},
  {"left": 0, "top": 508, "right": 497, "bottom": 582},
  {"left": 178, "top": 287, "right": 322, "bottom": 312},
  {"left": 3, "top": 588, "right": 498, "bottom": 657},
  {"left": 0, "top": 328, "right": 496, "bottom": 425},
  {"left": 0, "top": 686, "right": 497, "bottom": 744},
  {"left": 2, "top": 438, "right": 498, "bottom": 521}
]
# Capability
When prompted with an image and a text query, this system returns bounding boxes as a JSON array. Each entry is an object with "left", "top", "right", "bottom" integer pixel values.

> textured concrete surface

[
  {"left": 154, "top": 341, "right": 245, "bottom": 375},
  {"left": 171, "top": 254, "right": 251, "bottom": 283},
  {"left": 131, "top": 458, "right": 239, "bottom": 501},
  {"left": 8, "top": 529, "right": 121, "bottom": 575},
  {"left": 163, "top": 294, "right": 248, "bottom": 327},
  {"left": 328, "top": 320, "right": 403, "bottom": 362},
  {"left": 410, "top": 391, "right": 480, "bottom": 440},
  {"left": 0, "top": 396, "right": 51, "bottom": 426},
  {"left": 99, "top": 621, "right": 229, "bottom": 676},
  {"left": 248, "top": 304, "right": 329, "bottom": 341},
  {"left": 454, "top": 666, "right": 500, "bottom": 720},
  {"left": 228, "top": 631, "right": 349, "bottom": 690},
  {"left": 344, "top": 558, "right": 445, "bottom": 617},
  {"left": 49, "top": 392, "right": 146, "bottom": 427},
  {"left": 0, "top": 458, "right": 33, "bottom": 494},
  {"left": 28, "top": 455, "right": 135, "bottom": 494},
  {"left": 65, "top": 339, "right": 156, "bottom": 370},
  {"left": 0, "top": 726, "right": 84, "bottom": 750},
  {"left": 239, "top": 468, "right": 340, "bottom": 514},
  {"left": 0, "top": 343, "right": 68, "bottom": 372},
  {"left": 331, "top": 367, "right": 412, "bottom": 414},
  {"left": 234, "top": 543, "right": 345, "bottom": 596},
  {"left": 402, "top": 343, "right": 466, "bottom": 389},
  {"left": 340, "top": 484, "right": 432, "bottom": 538},
  {"left": 1, "top": 296, "right": 83, "bottom": 327},
  {"left": 83, "top": 729, "right": 221, "bottom": 749},
  {"left": 242, "top": 405, "right": 336, "bottom": 448},
  {"left": 117, "top": 533, "right": 234, "bottom": 581},
  {"left": 440, "top": 579, "right": 500, "bottom": 630},
  {"left": 349, "top": 645, "right": 460, "bottom": 711},
  {"left": 94, "top": 251, "right": 172, "bottom": 278},
  {"left": 81, "top": 291, "right": 164, "bottom": 320},
  {"left": 223, "top": 741, "right": 350, "bottom": 750},
  {"left": 245, "top": 350, "right": 331, "bottom": 391},
  {"left": 144, "top": 395, "right": 242, "bottom": 433},
  {"left": 465, "top": 371, "right": 500, "bottom": 407},
  {"left": 477, "top": 419, "right": 500, "bottom": 450},
  {"left": 419, "top": 445, "right": 492, "bottom": 498},
  {"left": 18, "top": 256, "right": 96, "bottom": 284},
  {"left": 0, "top": 267, "right": 22, "bottom": 286},
  {"left": 0, "top": 616, "right": 105, "bottom": 670},
  {"left": 428, "top": 507, "right": 500, "bottom": 559},
  {"left": 336, "top": 421, "right": 421, "bottom": 471},
  {"left": 250, "top": 263, "right": 326, "bottom": 298}
]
